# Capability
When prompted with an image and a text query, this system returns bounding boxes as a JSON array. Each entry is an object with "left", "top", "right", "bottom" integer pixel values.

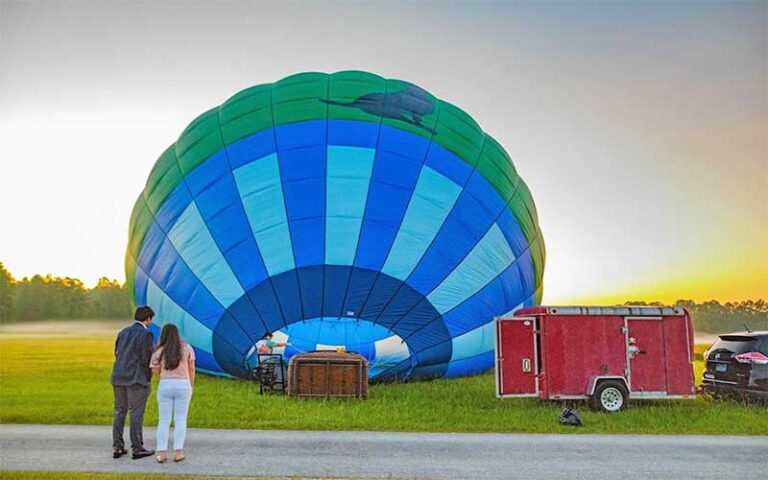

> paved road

[{"left": 1, "top": 424, "right": 766, "bottom": 479}]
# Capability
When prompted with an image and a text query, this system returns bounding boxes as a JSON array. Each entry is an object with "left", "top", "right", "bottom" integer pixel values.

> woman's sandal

[
  {"left": 156, "top": 455, "right": 167, "bottom": 463},
  {"left": 173, "top": 453, "right": 185, "bottom": 463}
]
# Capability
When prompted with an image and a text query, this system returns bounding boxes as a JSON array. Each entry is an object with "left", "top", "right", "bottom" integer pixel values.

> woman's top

[{"left": 150, "top": 342, "right": 195, "bottom": 381}]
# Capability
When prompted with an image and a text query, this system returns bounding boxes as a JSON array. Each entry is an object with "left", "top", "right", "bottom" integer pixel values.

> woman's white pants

[{"left": 155, "top": 378, "right": 192, "bottom": 451}]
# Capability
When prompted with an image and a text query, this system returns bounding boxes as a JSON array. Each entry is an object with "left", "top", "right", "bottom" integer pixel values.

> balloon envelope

[{"left": 126, "top": 71, "right": 545, "bottom": 381}]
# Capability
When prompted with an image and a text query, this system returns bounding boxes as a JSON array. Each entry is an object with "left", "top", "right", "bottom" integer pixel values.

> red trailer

[{"left": 495, "top": 306, "right": 696, "bottom": 412}]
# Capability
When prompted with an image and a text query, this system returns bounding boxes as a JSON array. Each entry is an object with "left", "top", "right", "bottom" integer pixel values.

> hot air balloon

[{"left": 126, "top": 71, "right": 545, "bottom": 381}]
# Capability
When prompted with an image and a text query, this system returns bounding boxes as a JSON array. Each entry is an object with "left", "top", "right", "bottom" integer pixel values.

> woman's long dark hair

[{"left": 157, "top": 324, "right": 182, "bottom": 371}]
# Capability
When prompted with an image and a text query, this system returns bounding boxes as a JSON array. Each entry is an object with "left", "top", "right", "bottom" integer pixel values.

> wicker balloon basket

[{"left": 287, "top": 351, "right": 368, "bottom": 399}]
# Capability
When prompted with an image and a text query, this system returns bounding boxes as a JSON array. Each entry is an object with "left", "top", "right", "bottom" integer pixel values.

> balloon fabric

[{"left": 126, "top": 71, "right": 545, "bottom": 381}]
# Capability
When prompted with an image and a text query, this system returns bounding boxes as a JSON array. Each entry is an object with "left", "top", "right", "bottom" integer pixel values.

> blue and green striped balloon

[{"left": 126, "top": 71, "right": 545, "bottom": 381}]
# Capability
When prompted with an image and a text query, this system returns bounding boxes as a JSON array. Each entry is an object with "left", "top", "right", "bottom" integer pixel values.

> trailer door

[
  {"left": 626, "top": 318, "right": 667, "bottom": 393},
  {"left": 496, "top": 317, "right": 538, "bottom": 397}
]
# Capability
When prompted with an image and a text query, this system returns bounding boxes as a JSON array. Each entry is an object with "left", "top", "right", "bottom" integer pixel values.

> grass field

[{"left": 0, "top": 335, "right": 766, "bottom": 435}]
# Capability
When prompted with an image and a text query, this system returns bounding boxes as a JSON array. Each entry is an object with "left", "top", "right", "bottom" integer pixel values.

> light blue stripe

[
  {"left": 233, "top": 153, "right": 295, "bottom": 276},
  {"left": 381, "top": 167, "right": 461, "bottom": 280},
  {"left": 427, "top": 224, "right": 516, "bottom": 314},
  {"left": 450, "top": 319, "right": 496, "bottom": 362},
  {"left": 167, "top": 203, "right": 244, "bottom": 308},
  {"left": 325, "top": 146, "right": 375, "bottom": 265},
  {"left": 146, "top": 279, "right": 214, "bottom": 354}
]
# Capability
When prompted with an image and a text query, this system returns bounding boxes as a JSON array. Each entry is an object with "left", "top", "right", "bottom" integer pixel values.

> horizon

[{"left": 1, "top": 1, "right": 766, "bottom": 305}]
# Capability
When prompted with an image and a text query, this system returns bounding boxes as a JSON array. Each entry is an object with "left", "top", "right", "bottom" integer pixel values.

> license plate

[{"left": 716, "top": 363, "right": 727, "bottom": 372}]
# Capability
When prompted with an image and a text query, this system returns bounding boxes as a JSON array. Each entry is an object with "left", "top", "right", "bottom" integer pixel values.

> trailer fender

[{"left": 587, "top": 376, "right": 629, "bottom": 396}]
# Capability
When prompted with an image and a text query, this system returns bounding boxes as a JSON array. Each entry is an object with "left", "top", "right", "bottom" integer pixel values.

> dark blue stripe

[
  {"left": 227, "top": 129, "right": 276, "bottom": 169},
  {"left": 212, "top": 327, "right": 253, "bottom": 377},
  {"left": 407, "top": 362, "right": 450, "bottom": 380},
  {"left": 322, "top": 266, "right": 350, "bottom": 319},
  {"left": 371, "top": 287, "right": 424, "bottom": 336},
  {"left": 275, "top": 120, "right": 325, "bottom": 151},
  {"left": 271, "top": 271, "right": 303, "bottom": 323},
  {"left": 359, "top": 274, "right": 401, "bottom": 321},
  {"left": 231, "top": 280, "right": 287, "bottom": 335},
  {"left": 277, "top": 136, "right": 326, "bottom": 320},
  {"left": 496, "top": 207, "right": 530, "bottom": 258},
  {"left": 328, "top": 119, "right": 379, "bottom": 148},
  {"left": 191, "top": 346, "right": 224, "bottom": 375},
  {"left": 279, "top": 145, "right": 326, "bottom": 267},
  {"left": 297, "top": 266, "right": 324, "bottom": 319},
  {"left": 341, "top": 268, "right": 378, "bottom": 318},
  {"left": 517, "top": 249, "right": 537, "bottom": 301},
  {"left": 354, "top": 128, "right": 429, "bottom": 271},
  {"left": 153, "top": 183, "right": 192, "bottom": 233},
  {"left": 424, "top": 143, "right": 474, "bottom": 186},
  {"left": 134, "top": 267, "right": 149, "bottom": 306},
  {"left": 148, "top": 323, "right": 160, "bottom": 342}
]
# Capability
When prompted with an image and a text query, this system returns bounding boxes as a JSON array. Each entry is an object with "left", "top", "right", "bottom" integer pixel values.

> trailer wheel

[{"left": 592, "top": 380, "right": 628, "bottom": 412}]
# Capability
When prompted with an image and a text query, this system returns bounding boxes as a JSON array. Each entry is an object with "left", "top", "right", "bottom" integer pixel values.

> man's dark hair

[
  {"left": 262, "top": 332, "right": 273, "bottom": 339},
  {"left": 134, "top": 306, "right": 155, "bottom": 322}
]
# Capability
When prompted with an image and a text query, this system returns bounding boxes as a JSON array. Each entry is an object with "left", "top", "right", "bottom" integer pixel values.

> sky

[{"left": 0, "top": 0, "right": 765, "bottom": 304}]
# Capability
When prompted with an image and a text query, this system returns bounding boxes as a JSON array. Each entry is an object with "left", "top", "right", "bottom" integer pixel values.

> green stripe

[{"left": 126, "top": 70, "right": 545, "bottom": 297}]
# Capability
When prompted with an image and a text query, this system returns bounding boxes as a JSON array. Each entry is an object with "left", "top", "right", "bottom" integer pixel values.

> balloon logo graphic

[{"left": 126, "top": 71, "right": 545, "bottom": 381}]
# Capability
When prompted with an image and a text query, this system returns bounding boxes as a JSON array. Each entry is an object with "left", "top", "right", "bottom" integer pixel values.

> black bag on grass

[{"left": 559, "top": 408, "right": 583, "bottom": 427}]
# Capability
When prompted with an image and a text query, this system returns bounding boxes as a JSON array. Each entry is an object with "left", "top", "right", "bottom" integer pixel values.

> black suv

[{"left": 702, "top": 331, "right": 768, "bottom": 402}]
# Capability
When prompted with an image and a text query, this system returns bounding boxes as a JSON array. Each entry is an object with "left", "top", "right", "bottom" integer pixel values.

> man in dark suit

[{"left": 111, "top": 305, "right": 155, "bottom": 459}]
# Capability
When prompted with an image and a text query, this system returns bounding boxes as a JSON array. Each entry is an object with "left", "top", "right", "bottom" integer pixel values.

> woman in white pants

[{"left": 149, "top": 324, "right": 195, "bottom": 463}]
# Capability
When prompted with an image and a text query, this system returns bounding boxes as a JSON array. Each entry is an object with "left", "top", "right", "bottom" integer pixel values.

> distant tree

[
  {"left": 13, "top": 275, "right": 48, "bottom": 320},
  {"left": 0, "top": 262, "right": 15, "bottom": 323},
  {"left": 12, "top": 274, "right": 88, "bottom": 320},
  {"left": 624, "top": 298, "right": 768, "bottom": 334},
  {"left": 87, "top": 277, "right": 131, "bottom": 318},
  {"left": 623, "top": 300, "right": 664, "bottom": 307},
  {"left": 58, "top": 276, "right": 87, "bottom": 318}
]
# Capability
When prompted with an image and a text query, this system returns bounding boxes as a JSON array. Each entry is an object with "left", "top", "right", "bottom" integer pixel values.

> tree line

[
  {"left": 623, "top": 299, "right": 767, "bottom": 334},
  {"left": 1, "top": 262, "right": 765, "bottom": 333},
  {"left": 0, "top": 262, "right": 132, "bottom": 322}
]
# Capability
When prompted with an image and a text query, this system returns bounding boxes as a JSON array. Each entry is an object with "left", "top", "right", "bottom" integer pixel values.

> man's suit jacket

[{"left": 110, "top": 322, "right": 153, "bottom": 387}]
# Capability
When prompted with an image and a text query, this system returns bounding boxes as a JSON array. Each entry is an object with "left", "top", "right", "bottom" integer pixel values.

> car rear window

[
  {"left": 712, "top": 337, "right": 758, "bottom": 355},
  {"left": 756, "top": 337, "right": 768, "bottom": 356}
]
